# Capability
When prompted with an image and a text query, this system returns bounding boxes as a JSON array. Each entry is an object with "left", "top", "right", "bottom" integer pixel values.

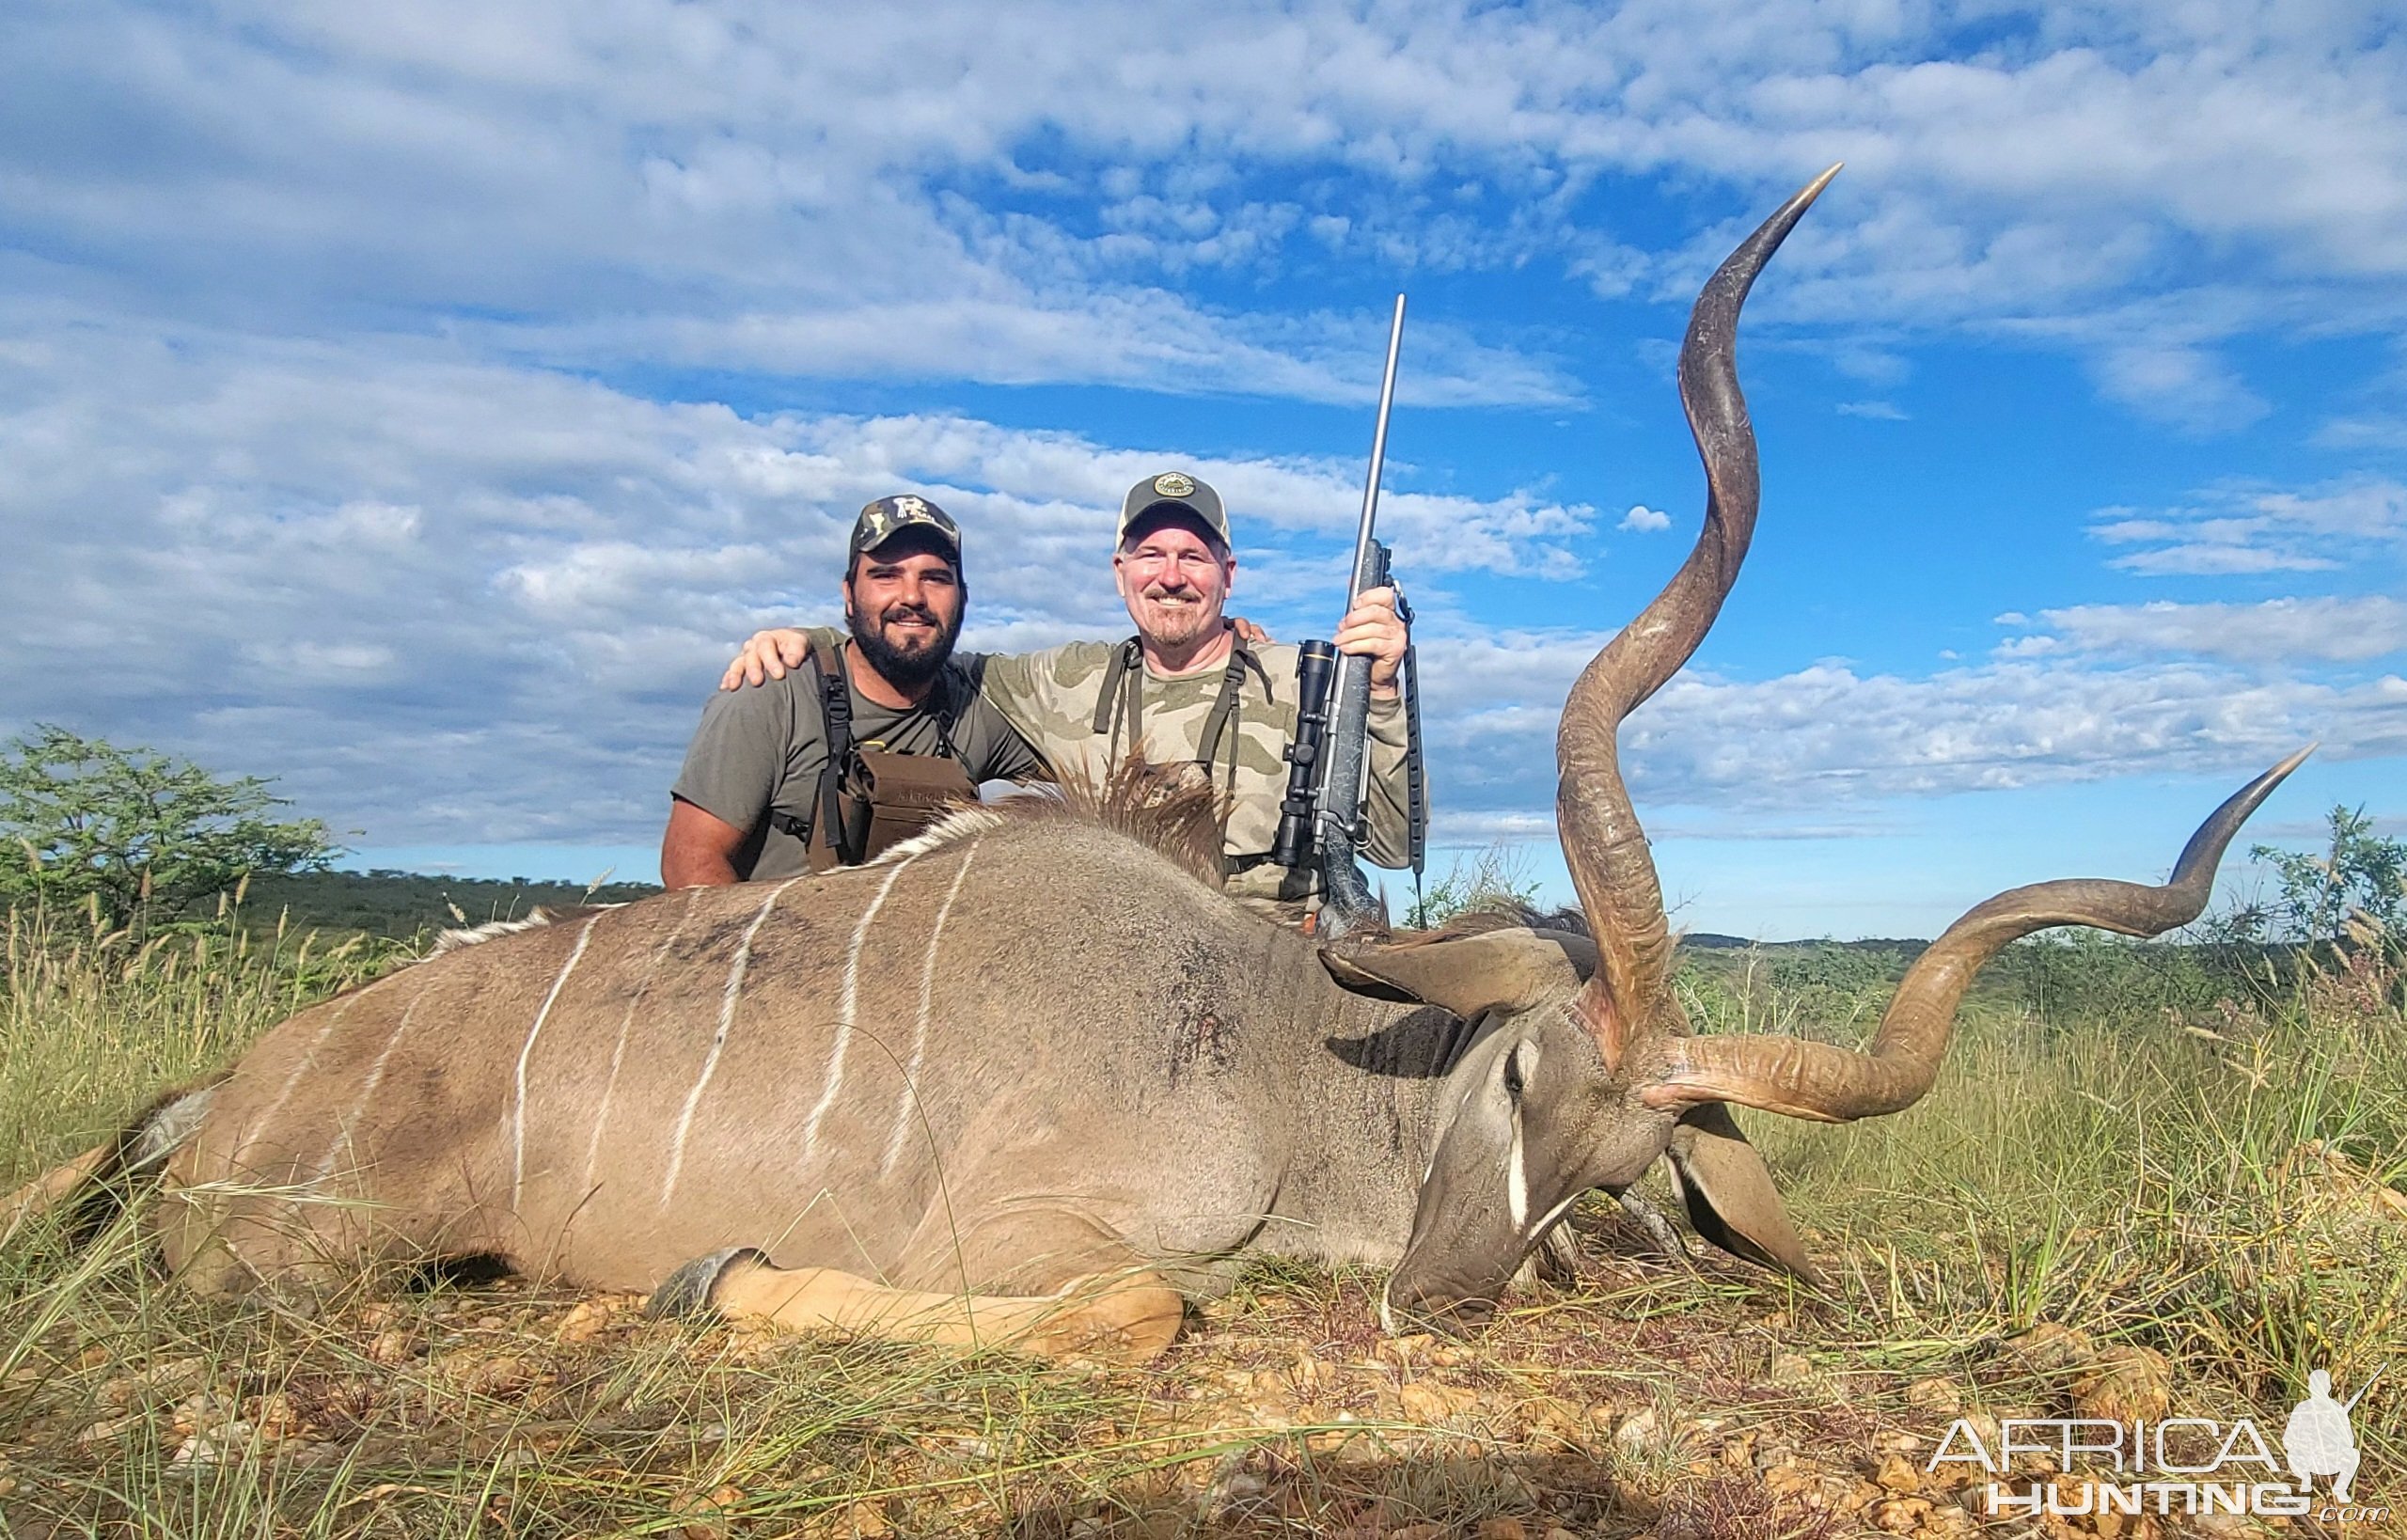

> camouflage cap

[
  {"left": 1117, "top": 471, "right": 1231, "bottom": 550},
  {"left": 849, "top": 495, "right": 961, "bottom": 561}
]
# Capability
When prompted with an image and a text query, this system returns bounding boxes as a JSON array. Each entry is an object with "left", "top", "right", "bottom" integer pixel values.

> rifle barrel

[
  {"left": 1313, "top": 294, "right": 1407, "bottom": 940},
  {"left": 1347, "top": 294, "right": 1407, "bottom": 602}
]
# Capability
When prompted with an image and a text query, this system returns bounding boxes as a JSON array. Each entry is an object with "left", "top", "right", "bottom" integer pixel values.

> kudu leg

[
  {"left": 663, "top": 1249, "right": 1184, "bottom": 1363},
  {"left": 0, "top": 1140, "right": 116, "bottom": 1245}
]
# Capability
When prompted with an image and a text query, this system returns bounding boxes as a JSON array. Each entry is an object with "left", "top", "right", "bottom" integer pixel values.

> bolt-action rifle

[{"left": 1270, "top": 294, "right": 1428, "bottom": 939}]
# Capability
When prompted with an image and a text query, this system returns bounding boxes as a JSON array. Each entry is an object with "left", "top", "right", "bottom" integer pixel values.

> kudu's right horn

[{"left": 1644, "top": 746, "right": 2313, "bottom": 1122}]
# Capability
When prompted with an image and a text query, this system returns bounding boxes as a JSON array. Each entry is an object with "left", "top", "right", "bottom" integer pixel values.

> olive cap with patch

[
  {"left": 850, "top": 495, "right": 961, "bottom": 560},
  {"left": 1117, "top": 471, "right": 1231, "bottom": 549}
]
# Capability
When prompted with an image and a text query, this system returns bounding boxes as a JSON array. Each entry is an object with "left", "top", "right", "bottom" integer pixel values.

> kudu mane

[
  {"left": 879, "top": 756, "right": 1230, "bottom": 891},
  {"left": 425, "top": 759, "right": 1228, "bottom": 966},
  {"left": 432, "top": 908, "right": 606, "bottom": 956}
]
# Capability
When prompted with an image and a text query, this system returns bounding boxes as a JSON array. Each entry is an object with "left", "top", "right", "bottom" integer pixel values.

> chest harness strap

[
  {"left": 1090, "top": 634, "right": 1265, "bottom": 789},
  {"left": 813, "top": 639, "right": 857, "bottom": 862},
  {"left": 768, "top": 638, "right": 963, "bottom": 867}
]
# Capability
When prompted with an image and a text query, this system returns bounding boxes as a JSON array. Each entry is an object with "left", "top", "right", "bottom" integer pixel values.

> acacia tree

[
  {"left": 2240, "top": 804, "right": 2407, "bottom": 948},
  {"left": 0, "top": 725, "right": 335, "bottom": 928}
]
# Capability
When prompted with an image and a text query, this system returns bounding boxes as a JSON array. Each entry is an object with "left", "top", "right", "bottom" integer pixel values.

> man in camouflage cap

[
  {"left": 662, "top": 495, "right": 1046, "bottom": 885},
  {"left": 721, "top": 473, "right": 1415, "bottom": 919}
]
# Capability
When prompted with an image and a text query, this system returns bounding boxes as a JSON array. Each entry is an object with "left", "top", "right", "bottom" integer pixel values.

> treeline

[
  {"left": 0, "top": 726, "right": 664, "bottom": 944},
  {"left": 6, "top": 726, "right": 2398, "bottom": 974},
  {"left": 1672, "top": 928, "right": 2319, "bottom": 1042},
  {"left": 240, "top": 869, "right": 664, "bottom": 943}
]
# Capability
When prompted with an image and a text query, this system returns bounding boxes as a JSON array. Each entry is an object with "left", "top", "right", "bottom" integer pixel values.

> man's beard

[{"left": 850, "top": 602, "right": 962, "bottom": 692}]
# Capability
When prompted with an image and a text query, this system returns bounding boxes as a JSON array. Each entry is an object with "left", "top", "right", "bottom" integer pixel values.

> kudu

[{"left": 9, "top": 169, "right": 2306, "bottom": 1360}]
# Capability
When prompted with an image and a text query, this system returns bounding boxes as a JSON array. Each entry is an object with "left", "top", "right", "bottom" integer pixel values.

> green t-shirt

[{"left": 671, "top": 646, "right": 1046, "bottom": 881}]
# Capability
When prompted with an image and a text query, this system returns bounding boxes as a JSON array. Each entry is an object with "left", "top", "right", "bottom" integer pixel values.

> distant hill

[{"left": 241, "top": 869, "right": 664, "bottom": 943}]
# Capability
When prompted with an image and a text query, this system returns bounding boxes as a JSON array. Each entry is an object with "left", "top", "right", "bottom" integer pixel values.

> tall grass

[
  {"left": 1, "top": 893, "right": 398, "bottom": 1182},
  {"left": 4, "top": 898, "right": 2403, "bottom": 1534},
  {"left": 1692, "top": 937, "right": 2407, "bottom": 1463}
]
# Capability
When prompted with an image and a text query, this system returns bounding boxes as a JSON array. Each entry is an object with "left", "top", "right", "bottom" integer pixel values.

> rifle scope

[{"left": 1270, "top": 639, "right": 1340, "bottom": 871}]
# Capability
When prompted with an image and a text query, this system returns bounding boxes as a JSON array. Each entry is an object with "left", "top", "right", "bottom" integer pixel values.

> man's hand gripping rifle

[{"left": 1270, "top": 294, "right": 1429, "bottom": 940}]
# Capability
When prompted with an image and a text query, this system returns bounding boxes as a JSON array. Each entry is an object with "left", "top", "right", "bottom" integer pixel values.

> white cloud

[
  {"left": 2, "top": 2, "right": 2400, "bottom": 896},
  {"left": 2002, "top": 598, "right": 2407, "bottom": 665},
  {"left": 496, "top": 296, "right": 1581, "bottom": 408},
  {"left": 0, "top": 319, "right": 1595, "bottom": 845},
  {"left": 2, "top": 311, "right": 2394, "bottom": 891},
  {"left": 2088, "top": 478, "right": 2407, "bottom": 575},
  {"left": 1414, "top": 632, "right": 2404, "bottom": 822},
  {"left": 1834, "top": 400, "right": 1907, "bottom": 419},
  {"left": 2315, "top": 343, "right": 2407, "bottom": 448},
  {"left": 5, "top": 2, "right": 2405, "bottom": 410},
  {"left": 2086, "top": 340, "right": 2270, "bottom": 434}
]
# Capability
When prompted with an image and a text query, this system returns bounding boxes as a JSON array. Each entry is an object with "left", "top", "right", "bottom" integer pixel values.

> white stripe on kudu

[
  {"left": 236, "top": 987, "right": 369, "bottom": 1171},
  {"left": 660, "top": 878, "right": 801, "bottom": 1206},
  {"left": 1506, "top": 1117, "right": 1529, "bottom": 1231},
  {"left": 510, "top": 913, "right": 600, "bottom": 1210},
  {"left": 880, "top": 839, "right": 979, "bottom": 1176},
  {"left": 799, "top": 856, "right": 916, "bottom": 1164},
  {"left": 310, "top": 984, "right": 431, "bottom": 1188},
  {"left": 579, "top": 892, "right": 700, "bottom": 1200}
]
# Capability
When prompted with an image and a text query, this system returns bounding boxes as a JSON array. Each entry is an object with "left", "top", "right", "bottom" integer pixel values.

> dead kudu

[{"left": 8, "top": 170, "right": 2307, "bottom": 1360}]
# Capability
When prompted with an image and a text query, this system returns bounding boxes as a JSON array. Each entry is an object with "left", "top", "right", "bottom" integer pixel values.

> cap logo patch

[{"left": 1153, "top": 473, "right": 1197, "bottom": 498}]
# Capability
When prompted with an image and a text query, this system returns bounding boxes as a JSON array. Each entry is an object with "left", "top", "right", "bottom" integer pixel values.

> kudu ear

[
  {"left": 1319, "top": 928, "right": 1596, "bottom": 1017},
  {"left": 1664, "top": 1103, "right": 1825, "bottom": 1289}
]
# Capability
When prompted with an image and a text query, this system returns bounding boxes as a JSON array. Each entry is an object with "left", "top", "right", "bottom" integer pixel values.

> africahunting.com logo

[{"left": 1926, "top": 1365, "right": 2388, "bottom": 1524}]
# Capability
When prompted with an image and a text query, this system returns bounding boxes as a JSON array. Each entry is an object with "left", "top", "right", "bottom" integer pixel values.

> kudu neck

[{"left": 1265, "top": 983, "right": 1482, "bottom": 1267}]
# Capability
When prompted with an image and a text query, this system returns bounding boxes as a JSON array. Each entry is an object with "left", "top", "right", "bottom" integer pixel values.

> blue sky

[{"left": 2, "top": 1, "right": 2400, "bottom": 938}]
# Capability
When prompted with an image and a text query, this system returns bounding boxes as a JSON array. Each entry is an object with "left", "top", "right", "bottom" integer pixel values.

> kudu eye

[{"left": 1502, "top": 1039, "right": 1535, "bottom": 1103}]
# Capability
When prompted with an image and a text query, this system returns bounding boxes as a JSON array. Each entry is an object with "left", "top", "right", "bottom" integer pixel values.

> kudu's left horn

[{"left": 1554, "top": 165, "right": 1842, "bottom": 1073}]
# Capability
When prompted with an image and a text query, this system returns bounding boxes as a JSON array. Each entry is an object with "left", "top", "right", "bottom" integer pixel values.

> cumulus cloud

[
  {"left": 5, "top": 3, "right": 2405, "bottom": 409},
  {"left": 0, "top": 322, "right": 1593, "bottom": 845},
  {"left": 2, "top": 1, "right": 2400, "bottom": 893},
  {"left": 3, "top": 314, "right": 2393, "bottom": 877},
  {"left": 1413, "top": 631, "right": 2404, "bottom": 826},
  {"left": 16, "top": 312, "right": 2384, "bottom": 864}
]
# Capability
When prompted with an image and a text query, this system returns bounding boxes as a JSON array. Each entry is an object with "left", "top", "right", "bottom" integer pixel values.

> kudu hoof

[{"left": 645, "top": 1247, "right": 769, "bottom": 1322}]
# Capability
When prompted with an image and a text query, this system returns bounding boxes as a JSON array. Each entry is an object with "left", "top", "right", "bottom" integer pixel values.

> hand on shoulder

[{"left": 721, "top": 628, "right": 818, "bottom": 691}]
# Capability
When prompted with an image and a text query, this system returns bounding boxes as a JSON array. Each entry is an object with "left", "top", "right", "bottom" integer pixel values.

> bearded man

[
  {"left": 721, "top": 474, "right": 1415, "bottom": 919},
  {"left": 661, "top": 495, "right": 1046, "bottom": 886}
]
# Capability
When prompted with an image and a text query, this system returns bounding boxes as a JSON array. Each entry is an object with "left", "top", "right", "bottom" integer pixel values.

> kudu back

[{"left": 8, "top": 169, "right": 2307, "bottom": 1359}]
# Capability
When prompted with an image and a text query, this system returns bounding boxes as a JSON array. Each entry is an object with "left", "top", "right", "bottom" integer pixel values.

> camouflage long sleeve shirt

[
  {"left": 790, "top": 627, "right": 1416, "bottom": 910},
  {"left": 975, "top": 638, "right": 1415, "bottom": 910}
]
